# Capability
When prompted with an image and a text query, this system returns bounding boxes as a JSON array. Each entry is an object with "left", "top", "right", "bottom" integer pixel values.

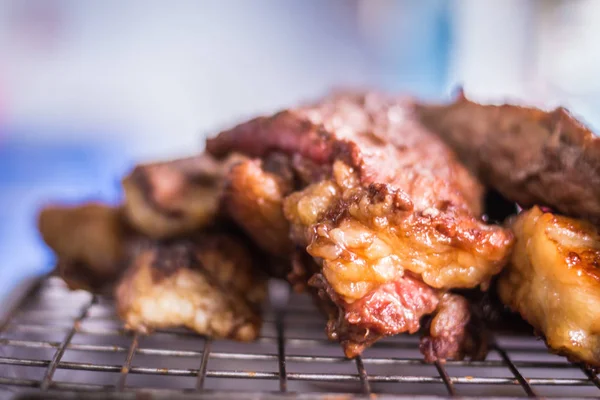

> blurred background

[{"left": 1, "top": 0, "right": 599, "bottom": 301}]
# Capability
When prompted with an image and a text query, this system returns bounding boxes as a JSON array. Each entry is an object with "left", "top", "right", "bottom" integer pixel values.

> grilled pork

[{"left": 209, "top": 92, "right": 514, "bottom": 360}]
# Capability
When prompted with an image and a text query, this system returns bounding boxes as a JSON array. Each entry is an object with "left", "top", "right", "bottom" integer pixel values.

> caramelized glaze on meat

[
  {"left": 286, "top": 161, "right": 512, "bottom": 301},
  {"left": 416, "top": 94, "right": 600, "bottom": 224},
  {"left": 209, "top": 92, "right": 514, "bottom": 360},
  {"left": 38, "top": 203, "right": 130, "bottom": 292},
  {"left": 284, "top": 161, "right": 509, "bottom": 359},
  {"left": 122, "top": 153, "right": 244, "bottom": 238},
  {"left": 498, "top": 206, "right": 600, "bottom": 367},
  {"left": 116, "top": 235, "right": 266, "bottom": 341}
]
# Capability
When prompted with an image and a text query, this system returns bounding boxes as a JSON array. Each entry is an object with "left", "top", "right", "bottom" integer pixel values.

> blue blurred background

[{"left": 1, "top": 0, "right": 600, "bottom": 301}]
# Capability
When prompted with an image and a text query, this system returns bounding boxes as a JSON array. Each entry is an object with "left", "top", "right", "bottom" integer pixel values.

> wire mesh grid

[{"left": 1, "top": 276, "right": 600, "bottom": 399}]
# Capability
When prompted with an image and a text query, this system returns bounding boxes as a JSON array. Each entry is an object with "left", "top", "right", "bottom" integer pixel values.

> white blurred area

[
  {"left": 2, "top": 0, "right": 600, "bottom": 161},
  {"left": 450, "top": 0, "right": 600, "bottom": 130},
  {"left": 0, "top": 0, "right": 372, "bottom": 159}
]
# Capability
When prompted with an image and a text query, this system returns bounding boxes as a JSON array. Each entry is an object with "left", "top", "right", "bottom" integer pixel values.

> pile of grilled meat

[{"left": 39, "top": 91, "right": 600, "bottom": 367}]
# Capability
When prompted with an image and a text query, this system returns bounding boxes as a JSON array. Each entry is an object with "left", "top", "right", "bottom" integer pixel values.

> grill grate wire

[{"left": 0, "top": 276, "right": 599, "bottom": 398}]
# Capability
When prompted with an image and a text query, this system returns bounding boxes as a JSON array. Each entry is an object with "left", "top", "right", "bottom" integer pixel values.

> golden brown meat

[
  {"left": 116, "top": 234, "right": 266, "bottom": 341},
  {"left": 208, "top": 92, "right": 514, "bottom": 360},
  {"left": 122, "top": 153, "right": 244, "bottom": 238},
  {"left": 285, "top": 161, "right": 512, "bottom": 300},
  {"left": 38, "top": 203, "right": 130, "bottom": 292},
  {"left": 416, "top": 94, "right": 600, "bottom": 224},
  {"left": 498, "top": 206, "right": 600, "bottom": 367},
  {"left": 223, "top": 155, "right": 294, "bottom": 258}
]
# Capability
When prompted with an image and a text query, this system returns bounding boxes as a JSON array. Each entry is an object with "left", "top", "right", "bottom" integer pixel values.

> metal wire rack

[{"left": 1, "top": 276, "right": 600, "bottom": 399}]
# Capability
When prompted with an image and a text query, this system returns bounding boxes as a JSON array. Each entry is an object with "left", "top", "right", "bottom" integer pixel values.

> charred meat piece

[
  {"left": 498, "top": 206, "right": 600, "bottom": 367},
  {"left": 122, "top": 153, "right": 244, "bottom": 238},
  {"left": 38, "top": 203, "right": 131, "bottom": 292},
  {"left": 116, "top": 234, "right": 266, "bottom": 341},
  {"left": 416, "top": 94, "right": 600, "bottom": 224},
  {"left": 208, "top": 92, "right": 514, "bottom": 360}
]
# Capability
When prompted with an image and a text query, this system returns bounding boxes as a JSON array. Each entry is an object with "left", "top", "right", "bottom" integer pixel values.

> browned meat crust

[
  {"left": 38, "top": 203, "right": 132, "bottom": 292},
  {"left": 415, "top": 94, "right": 600, "bottom": 224},
  {"left": 498, "top": 206, "right": 600, "bottom": 367},
  {"left": 208, "top": 92, "right": 514, "bottom": 360},
  {"left": 208, "top": 93, "right": 485, "bottom": 216},
  {"left": 223, "top": 155, "right": 294, "bottom": 258},
  {"left": 116, "top": 234, "right": 266, "bottom": 341},
  {"left": 122, "top": 153, "right": 244, "bottom": 238}
]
